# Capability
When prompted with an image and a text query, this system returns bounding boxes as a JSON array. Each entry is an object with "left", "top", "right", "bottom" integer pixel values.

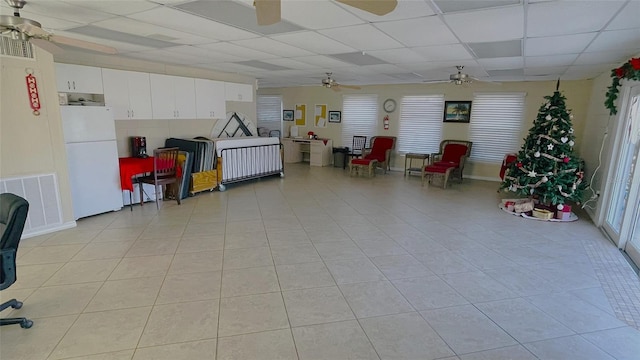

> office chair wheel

[
  {"left": 218, "top": 184, "right": 226, "bottom": 192},
  {"left": 20, "top": 319, "right": 33, "bottom": 329},
  {"left": 12, "top": 301, "right": 23, "bottom": 310},
  {"left": 280, "top": 172, "right": 284, "bottom": 178}
]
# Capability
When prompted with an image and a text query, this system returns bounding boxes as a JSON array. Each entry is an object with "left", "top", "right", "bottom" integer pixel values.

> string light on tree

[{"left": 500, "top": 81, "right": 587, "bottom": 206}]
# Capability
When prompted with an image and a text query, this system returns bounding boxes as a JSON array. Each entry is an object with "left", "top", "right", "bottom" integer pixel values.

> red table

[{"left": 118, "top": 157, "right": 154, "bottom": 192}]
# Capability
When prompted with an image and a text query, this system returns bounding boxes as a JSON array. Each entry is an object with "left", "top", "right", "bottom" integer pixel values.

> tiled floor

[{"left": 2, "top": 163, "right": 640, "bottom": 360}]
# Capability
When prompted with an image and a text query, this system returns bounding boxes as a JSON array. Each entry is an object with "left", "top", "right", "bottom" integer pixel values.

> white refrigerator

[{"left": 61, "top": 106, "right": 123, "bottom": 220}]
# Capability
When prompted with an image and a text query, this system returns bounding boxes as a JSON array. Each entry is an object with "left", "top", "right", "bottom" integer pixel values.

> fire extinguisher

[{"left": 383, "top": 115, "right": 389, "bottom": 130}]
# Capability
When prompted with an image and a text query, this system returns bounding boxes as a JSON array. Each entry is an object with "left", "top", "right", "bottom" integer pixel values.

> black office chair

[
  {"left": 269, "top": 130, "right": 281, "bottom": 138},
  {"left": 0, "top": 193, "right": 33, "bottom": 329}
]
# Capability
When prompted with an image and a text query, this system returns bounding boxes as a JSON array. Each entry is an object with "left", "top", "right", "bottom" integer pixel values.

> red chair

[
  {"left": 500, "top": 153, "right": 518, "bottom": 180},
  {"left": 422, "top": 140, "right": 472, "bottom": 188},
  {"left": 350, "top": 136, "right": 396, "bottom": 177}
]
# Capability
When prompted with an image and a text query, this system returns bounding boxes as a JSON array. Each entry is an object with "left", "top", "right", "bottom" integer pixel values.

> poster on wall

[
  {"left": 315, "top": 104, "right": 327, "bottom": 128},
  {"left": 295, "top": 104, "right": 306, "bottom": 126}
]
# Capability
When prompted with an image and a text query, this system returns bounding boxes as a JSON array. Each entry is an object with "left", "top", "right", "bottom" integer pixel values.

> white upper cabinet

[
  {"left": 225, "top": 82, "right": 254, "bottom": 102},
  {"left": 150, "top": 74, "right": 196, "bottom": 119},
  {"left": 102, "top": 68, "right": 152, "bottom": 120},
  {"left": 195, "top": 79, "right": 226, "bottom": 119},
  {"left": 55, "top": 63, "right": 104, "bottom": 94}
]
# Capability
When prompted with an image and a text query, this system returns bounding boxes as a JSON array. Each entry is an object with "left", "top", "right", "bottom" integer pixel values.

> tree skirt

[{"left": 498, "top": 204, "right": 578, "bottom": 222}]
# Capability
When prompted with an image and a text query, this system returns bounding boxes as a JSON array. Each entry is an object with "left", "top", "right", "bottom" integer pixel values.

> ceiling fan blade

[
  {"left": 423, "top": 80, "right": 451, "bottom": 84},
  {"left": 338, "top": 84, "right": 361, "bottom": 90},
  {"left": 49, "top": 34, "right": 117, "bottom": 54},
  {"left": 336, "top": 0, "right": 398, "bottom": 15},
  {"left": 331, "top": 86, "right": 342, "bottom": 92},
  {"left": 29, "top": 38, "right": 64, "bottom": 54},
  {"left": 254, "top": 0, "right": 281, "bottom": 26}
]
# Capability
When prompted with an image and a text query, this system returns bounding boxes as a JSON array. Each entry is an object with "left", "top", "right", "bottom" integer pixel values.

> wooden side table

[{"left": 404, "top": 153, "right": 430, "bottom": 176}]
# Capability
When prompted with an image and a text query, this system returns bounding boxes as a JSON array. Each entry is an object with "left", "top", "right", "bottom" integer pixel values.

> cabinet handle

[
  {"left": 127, "top": 110, "right": 131, "bottom": 118},
  {"left": 72, "top": 81, "right": 76, "bottom": 90},
  {"left": 67, "top": 81, "right": 71, "bottom": 90},
  {"left": 131, "top": 110, "right": 134, "bottom": 118}
]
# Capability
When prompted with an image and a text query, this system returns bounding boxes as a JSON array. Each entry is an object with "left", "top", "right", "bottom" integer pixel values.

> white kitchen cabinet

[
  {"left": 55, "top": 63, "right": 104, "bottom": 94},
  {"left": 225, "top": 82, "right": 254, "bottom": 102},
  {"left": 195, "top": 79, "right": 226, "bottom": 119},
  {"left": 102, "top": 68, "right": 153, "bottom": 120},
  {"left": 150, "top": 74, "right": 196, "bottom": 119}
]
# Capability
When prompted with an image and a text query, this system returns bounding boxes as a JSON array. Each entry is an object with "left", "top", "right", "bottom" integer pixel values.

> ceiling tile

[
  {"left": 271, "top": 32, "right": 355, "bottom": 54},
  {"left": 175, "top": 0, "right": 304, "bottom": 35},
  {"left": 259, "top": 58, "right": 319, "bottom": 70},
  {"left": 9, "top": 1, "right": 115, "bottom": 23},
  {"left": 289, "top": 55, "right": 352, "bottom": 69},
  {"left": 232, "top": 37, "right": 314, "bottom": 57},
  {"left": 525, "top": 33, "right": 597, "bottom": 57},
  {"left": 433, "top": 0, "right": 520, "bottom": 14},
  {"left": 606, "top": 0, "right": 640, "bottom": 31},
  {"left": 468, "top": 39, "right": 522, "bottom": 58},
  {"left": 319, "top": 24, "right": 403, "bottom": 51},
  {"left": 194, "top": 62, "right": 262, "bottom": 74},
  {"left": 92, "top": 17, "right": 213, "bottom": 45},
  {"left": 366, "top": 48, "right": 427, "bottom": 64},
  {"left": 374, "top": 16, "right": 458, "bottom": 47},
  {"left": 527, "top": 1, "right": 625, "bottom": 37},
  {"left": 412, "top": 44, "right": 474, "bottom": 61},
  {"left": 66, "top": 25, "right": 178, "bottom": 48},
  {"left": 444, "top": 6, "right": 524, "bottom": 42},
  {"left": 586, "top": 29, "right": 640, "bottom": 53},
  {"left": 236, "top": 60, "right": 291, "bottom": 71},
  {"left": 486, "top": 68, "right": 523, "bottom": 76},
  {"left": 524, "top": 66, "right": 569, "bottom": 76},
  {"left": 477, "top": 56, "right": 524, "bottom": 70},
  {"left": 564, "top": 64, "right": 617, "bottom": 78},
  {"left": 53, "top": 29, "right": 157, "bottom": 53},
  {"left": 125, "top": 48, "right": 204, "bottom": 65},
  {"left": 198, "top": 42, "right": 278, "bottom": 60},
  {"left": 63, "top": 0, "right": 160, "bottom": 16},
  {"left": 172, "top": 45, "right": 245, "bottom": 62},
  {"left": 330, "top": 52, "right": 387, "bottom": 66},
  {"left": 127, "top": 7, "right": 259, "bottom": 41},
  {"left": 281, "top": 0, "right": 365, "bottom": 30},
  {"left": 12, "top": 10, "right": 82, "bottom": 30},
  {"left": 574, "top": 50, "right": 637, "bottom": 66},
  {"left": 337, "top": 0, "right": 435, "bottom": 22},
  {"left": 526, "top": 54, "right": 578, "bottom": 67}
]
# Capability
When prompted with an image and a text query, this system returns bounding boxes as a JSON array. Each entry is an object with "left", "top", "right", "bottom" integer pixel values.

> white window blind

[
  {"left": 341, "top": 94, "right": 378, "bottom": 148},
  {"left": 257, "top": 95, "right": 282, "bottom": 133},
  {"left": 397, "top": 95, "right": 445, "bottom": 154},
  {"left": 469, "top": 92, "right": 526, "bottom": 163}
]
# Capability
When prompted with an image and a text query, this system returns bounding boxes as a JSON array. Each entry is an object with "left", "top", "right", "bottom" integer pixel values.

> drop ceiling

[{"left": 2, "top": 0, "right": 639, "bottom": 88}]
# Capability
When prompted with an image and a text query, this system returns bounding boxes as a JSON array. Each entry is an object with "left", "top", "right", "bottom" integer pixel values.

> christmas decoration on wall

[
  {"left": 25, "top": 69, "right": 41, "bottom": 116},
  {"left": 500, "top": 81, "right": 587, "bottom": 206},
  {"left": 605, "top": 57, "right": 640, "bottom": 115}
]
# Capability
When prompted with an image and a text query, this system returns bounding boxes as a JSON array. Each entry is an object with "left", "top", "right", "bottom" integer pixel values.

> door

[
  {"left": 173, "top": 76, "right": 196, "bottom": 119},
  {"left": 602, "top": 85, "right": 640, "bottom": 267},
  {"left": 195, "top": 79, "right": 226, "bottom": 119},
  {"left": 102, "top": 68, "right": 132, "bottom": 120},
  {"left": 150, "top": 74, "right": 176, "bottom": 119},
  {"left": 128, "top": 71, "right": 153, "bottom": 120}
]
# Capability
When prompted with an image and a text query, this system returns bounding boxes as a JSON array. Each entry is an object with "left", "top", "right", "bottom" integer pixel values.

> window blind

[
  {"left": 469, "top": 92, "right": 526, "bottom": 163},
  {"left": 397, "top": 95, "right": 445, "bottom": 154},
  {"left": 257, "top": 95, "right": 282, "bottom": 133},
  {"left": 341, "top": 94, "right": 378, "bottom": 148}
]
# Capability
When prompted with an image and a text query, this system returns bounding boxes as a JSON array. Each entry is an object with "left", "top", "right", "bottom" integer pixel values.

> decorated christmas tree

[{"left": 501, "top": 84, "right": 586, "bottom": 206}]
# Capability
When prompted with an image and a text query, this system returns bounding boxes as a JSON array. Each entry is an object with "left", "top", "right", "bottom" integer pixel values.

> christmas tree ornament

[
  {"left": 528, "top": 171, "right": 537, "bottom": 177},
  {"left": 569, "top": 140, "right": 574, "bottom": 146},
  {"left": 547, "top": 144, "right": 554, "bottom": 150},
  {"left": 530, "top": 188, "right": 535, "bottom": 194},
  {"left": 542, "top": 176, "right": 548, "bottom": 182},
  {"left": 572, "top": 183, "right": 577, "bottom": 190},
  {"left": 569, "top": 128, "right": 574, "bottom": 134},
  {"left": 517, "top": 162, "right": 523, "bottom": 168},
  {"left": 534, "top": 151, "right": 541, "bottom": 157},
  {"left": 557, "top": 204, "right": 564, "bottom": 210},
  {"left": 545, "top": 115, "right": 552, "bottom": 120},
  {"left": 563, "top": 157, "right": 570, "bottom": 163},
  {"left": 561, "top": 137, "right": 568, "bottom": 143}
]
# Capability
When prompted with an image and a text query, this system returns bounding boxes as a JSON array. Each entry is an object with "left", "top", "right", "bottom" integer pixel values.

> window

[
  {"left": 257, "top": 95, "right": 282, "bottom": 136},
  {"left": 341, "top": 94, "right": 378, "bottom": 148},
  {"left": 469, "top": 92, "right": 526, "bottom": 163},
  {"left": 397, "top": 95, "right": 445, "bottom": 154}
]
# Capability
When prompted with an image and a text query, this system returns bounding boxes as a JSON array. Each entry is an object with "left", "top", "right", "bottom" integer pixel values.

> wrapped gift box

[{"left": 556, "top": 204, "right": 572, "bottom": 220}]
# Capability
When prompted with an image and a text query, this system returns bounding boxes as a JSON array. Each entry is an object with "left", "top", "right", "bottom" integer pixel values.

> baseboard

[
  {"left": 466, "top": 175, "right": 501, "bottom": 182},
  {"left": 22, "top": 220, "right": 77, "bottom": 239}
]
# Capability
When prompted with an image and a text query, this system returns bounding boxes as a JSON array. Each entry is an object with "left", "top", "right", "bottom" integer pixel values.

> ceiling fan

[
  {"left": 254, "top": 0, "right": 398, "bottom": 25},
  {"left": 424, "top": 66, "right": 474, "bottom": 85},
  {"left": 0, "top": 0, "right": 117, "bottom": 54},
  {"left": 322, "top": 72, "right": 361, "bottom": 91}
]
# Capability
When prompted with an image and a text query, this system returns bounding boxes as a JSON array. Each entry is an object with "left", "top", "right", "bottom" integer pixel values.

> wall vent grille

[{"left": 0, "top": 36, "right": 34, "bottom": 58}]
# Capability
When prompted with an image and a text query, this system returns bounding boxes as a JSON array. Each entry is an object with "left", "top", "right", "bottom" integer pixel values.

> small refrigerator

[{"left": 61, "top": 106, "right": 123, "bottom": 219}]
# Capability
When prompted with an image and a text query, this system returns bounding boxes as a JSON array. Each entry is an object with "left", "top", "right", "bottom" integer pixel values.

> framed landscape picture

[
  {"left": 443, "top": 101, "right": 472, "bottom": 123},
  {"left": 283, "top": 110, "right": 294, "bottom": 121},
  {"left": 328, "top": 111, "right": 341, "bottom": 123}
]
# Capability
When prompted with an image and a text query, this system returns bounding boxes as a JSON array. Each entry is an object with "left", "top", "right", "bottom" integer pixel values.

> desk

[
  {"left": 119, "top": 157, "right": 154, "bottom": 191},
  {"left": 282, "top": 138, "right": 333, "bottom": 166},
  {"left": 404, "top": 153, "right": 430, "bottom": 176}
]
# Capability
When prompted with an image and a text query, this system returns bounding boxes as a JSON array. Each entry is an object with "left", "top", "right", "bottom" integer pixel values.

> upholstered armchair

[
  {"left": 422, "top": 140, "right": 472, "bottom": 188},
  {"left": 350, "top": 136, "right": 396, "bottom": 177}
]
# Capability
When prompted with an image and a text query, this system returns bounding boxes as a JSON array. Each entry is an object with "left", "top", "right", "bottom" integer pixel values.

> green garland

[{"left": 605, "top": 57, "right": 640, "bottom": 115}]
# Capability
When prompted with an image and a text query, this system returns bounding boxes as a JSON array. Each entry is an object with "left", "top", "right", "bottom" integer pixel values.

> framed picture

[
  {"left": 443, "top": 101, "right": 472, "bottom": 123},
  {"left": 283, "top": 109, "right": 294, "bottom": 121},
  {"left": 328, "top": 111, "right": 341, "bottom": 123}
]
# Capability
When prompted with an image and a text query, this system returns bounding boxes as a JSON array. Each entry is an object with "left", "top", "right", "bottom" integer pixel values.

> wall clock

[{"left": 383, "top": 98, "right": 397, "bottom": 113}]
